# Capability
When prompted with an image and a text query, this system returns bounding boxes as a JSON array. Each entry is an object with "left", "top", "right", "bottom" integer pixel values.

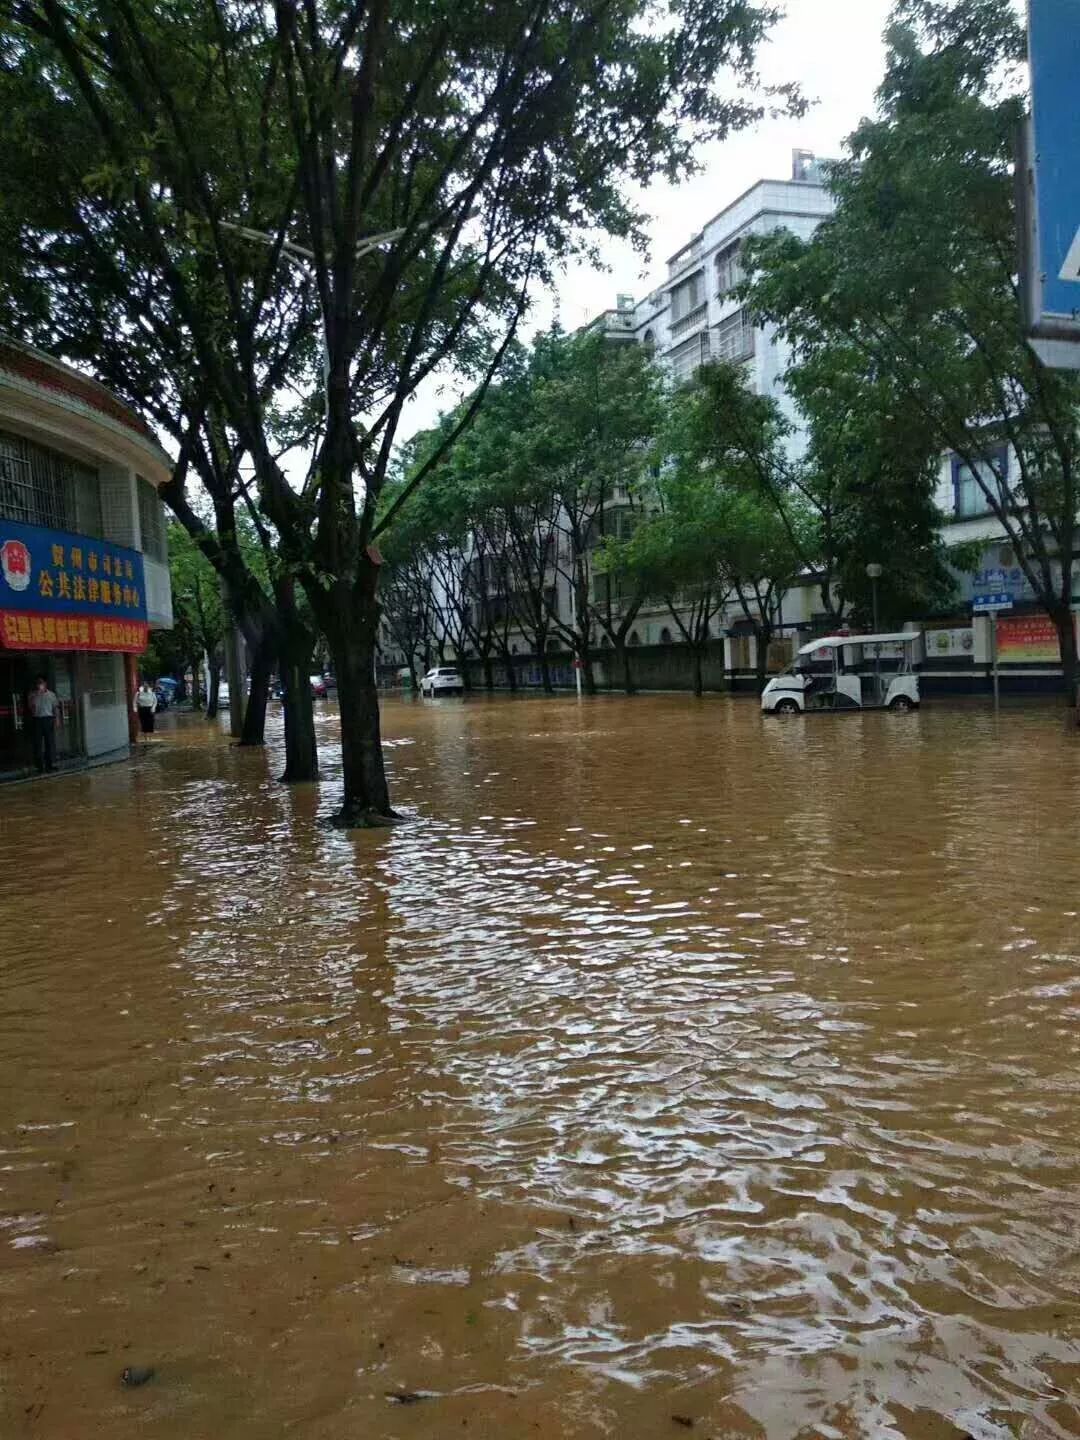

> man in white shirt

[{"left": 28, "top": 674, "right": 60, "bottom": 773}]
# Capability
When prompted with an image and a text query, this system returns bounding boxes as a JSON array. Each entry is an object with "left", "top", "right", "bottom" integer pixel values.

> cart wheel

[
  {"left": 775, "top": 698, "right": 800, "bottom": 715},
  {"left": 889, "top": 695, "right": 914, "bottom": 712}
]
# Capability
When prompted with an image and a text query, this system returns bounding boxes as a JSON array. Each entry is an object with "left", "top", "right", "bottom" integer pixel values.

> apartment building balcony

[{"left": 668, "top": 302, "right": 709, "bottom": 341}]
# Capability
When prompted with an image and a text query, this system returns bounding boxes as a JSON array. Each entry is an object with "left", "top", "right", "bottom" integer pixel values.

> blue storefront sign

[
  {"left": 972, "top": 592, "right": 1014, "bottom": 612},
  {"left": 0, "top": 517, "right": 148, "bottom": 653},
  {"left": 1023, "top": 0, "right": 1080, "bottom": 365},
  {"left": 1029, "top": 0, "right": 1080, "bottom": 322}
]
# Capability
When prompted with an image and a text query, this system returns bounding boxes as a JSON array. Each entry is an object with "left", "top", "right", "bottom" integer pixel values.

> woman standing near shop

[{"left": 134, "top": 678, "right": 158, "bottom": 736}]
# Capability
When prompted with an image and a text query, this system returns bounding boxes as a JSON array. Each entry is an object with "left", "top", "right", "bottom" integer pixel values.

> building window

[
  {"left": 669, "top": 270, "right": 704, "bottom": 323},
  {"left": 715, "top": 242, "right": 744, "bottom": 297},
  {"left": 137, "top": 477, "right": 168, "bottom": 561},
  {"left": 643, "top": 329, "right": 656, "bottom": 352},
  {"left": 0, "top": 429, "right": 101, "bottom": 535},
  {"left": 668, "top": 332, "right": 711, "bottom": 386},
  {"left": 659, "top": 626, "right": 673, "bottom": 644},
  {"left": 628, "top": 629, "right": 641, "bottom": 646},
  {"left": 952, "top": 451, "right": 1008, "bottom": 518},
  {"left": 713, "top": 309, "right": 755, "bottom": 364},
  {"left": 87, "top": 653, "right": 122, "bottom": 707}
]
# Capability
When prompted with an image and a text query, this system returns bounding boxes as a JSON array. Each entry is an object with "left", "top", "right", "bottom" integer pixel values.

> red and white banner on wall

[
  {"left": 995, "top": 613, "right": 1070, "bottom": 664},
  {"left": 0, "top": 610, "right": 148, "bottom": 653}
]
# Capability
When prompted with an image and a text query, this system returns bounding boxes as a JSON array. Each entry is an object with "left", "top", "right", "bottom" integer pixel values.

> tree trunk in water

[
  {"left": 616, "top": 640, "right": 635, "bottom": 695},
  {"left": 278, "top": 603, "right": 318, "bottom": 783},
  {"left": 1052, "top": 608, "right": 1079, "bottom": 717},
  {"left": 322, "top": 570, "right": 396, "bottom": 827},
  {"left": 482, "top": 654, "right": 495, "bottom": 690},
  {"left": 754, "top": 633, "right": 769, "bottom": 694},
  {"left": 539, "top": 651, "right": 553, "bottom": 694},
  {"left": 239, "top": 635, "right": 274, "bottom": 746},
  {"left": 692, "top": 647, "right": 704, "bottom": 698},
  {"left": 579, "top": 643, "right": 596, "bottom": 696},
  {"left": 207, "top": 661, "right": 222, "bottom": 718},
  {"left": 504, "top": 654, "right": 518, "bottom": 692}
]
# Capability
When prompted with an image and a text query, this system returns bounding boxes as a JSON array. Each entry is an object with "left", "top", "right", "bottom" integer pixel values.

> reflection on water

[{"left": 2, "top": 695, "right": 1079, "bottom": 1438}]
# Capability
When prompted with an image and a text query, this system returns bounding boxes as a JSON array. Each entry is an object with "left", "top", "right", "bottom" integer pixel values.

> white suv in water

[{"left": 420, "top": 666, "right": 464, "bottom": 697}]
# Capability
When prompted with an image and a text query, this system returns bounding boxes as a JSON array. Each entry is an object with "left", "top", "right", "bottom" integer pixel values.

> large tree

[
  {"left": 0, "top": 43, "right": 323, "bottom": 776},
  {"left": 0, "top": 0, "right": 794, "bottom": 823},
  {"left": 746, "top": 0, "right": 1080, "bottom": 700},
  {"left": 2, "top": 0, "right": 795, "bottom": 823}
]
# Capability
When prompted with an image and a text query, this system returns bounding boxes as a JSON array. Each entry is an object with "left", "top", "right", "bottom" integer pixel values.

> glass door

[{"left": 0, "top": 653, "right": 32, "bottom": 773}]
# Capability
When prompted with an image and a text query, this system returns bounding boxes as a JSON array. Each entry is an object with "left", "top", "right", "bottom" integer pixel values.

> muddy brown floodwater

[{"left": 2, "top": 695, "right": 1080, "bottom": 1439}]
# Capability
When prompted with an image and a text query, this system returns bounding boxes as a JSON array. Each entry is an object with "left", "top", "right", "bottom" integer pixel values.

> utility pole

[
  {"left": 866, "top": 562, "right": 883, "bottom": 703},
  {"left": 568, "top": 551, "right": 583, "bottom": 700}
]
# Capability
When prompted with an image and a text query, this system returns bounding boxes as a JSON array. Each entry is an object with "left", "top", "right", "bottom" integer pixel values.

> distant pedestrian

[
  {"left": 135, "top": 679, "right": 158, "bottom": 736},
  {"left": 28, "top": 675, "right": 59, "bottom": 773}
]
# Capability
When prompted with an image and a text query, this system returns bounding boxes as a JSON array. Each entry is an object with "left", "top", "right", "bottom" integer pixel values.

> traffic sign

[
  {"left": 972, "top": 592, "right": 1014, "bottom": 612},
  {"left": 1021, "top": 0, "right": 1080, "bottom": 368}
]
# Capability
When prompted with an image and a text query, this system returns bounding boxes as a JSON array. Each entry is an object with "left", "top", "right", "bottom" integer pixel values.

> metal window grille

[
  {"left": 0, "top": 429, "right": 100, "bottom": 533},
  {"left": 137, "top": 477, "right": 168, "bottom": 561},
  {"left": 668, "top": 332, "right": 710, "bottom": 385},
  {"left": 669, "top": 269, "right": 704, "bottom": 322},
  {"left": 715, "top": 242, "right": 745, "bottom": 297},
  {"left": 952, "top": 451, "right": 1009, "bottom": 518},
  {"left": 713, "top": 309, "right": 755, "bottom": 363}
]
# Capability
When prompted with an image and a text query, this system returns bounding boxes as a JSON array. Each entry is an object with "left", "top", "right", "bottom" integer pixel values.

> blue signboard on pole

[
  {"left": 1023, "top": 0, "right": 1080, "bottom": 367},
  {"left": 972, "top": 592, "right": 1014, "bottom": 613}
]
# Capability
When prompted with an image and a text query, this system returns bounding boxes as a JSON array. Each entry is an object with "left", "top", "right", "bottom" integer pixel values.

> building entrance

[{"left": 0, "top": 652, "right": 82, "bottom": 775}]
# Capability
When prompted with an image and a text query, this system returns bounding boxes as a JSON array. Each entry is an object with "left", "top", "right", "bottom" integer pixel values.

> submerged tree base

[
  {"left": 279, "top": 767, "right": 320, "bottom": 785},
  {"left": 329, "top": 804, "right": 404, "bottom": 830}
]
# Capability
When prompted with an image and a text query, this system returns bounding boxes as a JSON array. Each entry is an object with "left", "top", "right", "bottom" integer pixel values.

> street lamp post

[
  {"left": 219, "top": 221, "right": 409, "bottom": 411},
  {"left": 866, "top": 562, "right": 883, "bottom": 703},
  {"left": 218, "top": 217, "right": 471, "bottom": 412}
]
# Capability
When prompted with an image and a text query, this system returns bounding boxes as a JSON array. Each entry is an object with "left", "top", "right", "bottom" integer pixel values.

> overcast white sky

[
  {"left": 557, "top": 0, "right": 894, "bottom": 329},
  {"left": 401, "top": 0, "right": 895, "bottom": 437}
]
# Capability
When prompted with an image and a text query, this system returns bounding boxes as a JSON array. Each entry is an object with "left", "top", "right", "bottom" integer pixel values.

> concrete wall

[
  {"left": 144, "top": 555, "right": 173, "bottom": 629},
  {"left": 454, "top": 635, "right": 1075, "bottom": 700},
  {"left": 79, "top": 653, "right": 130, "bottom": 758},
  {"left": 460, "top": 642, "right": 732, "bottom": 693}
]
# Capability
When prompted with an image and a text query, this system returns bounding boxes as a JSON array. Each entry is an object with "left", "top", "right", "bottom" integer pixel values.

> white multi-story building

[
  {"left": 579, "top": 150, "right": 835, "bottom": 662},
  {"left": 591, "top": 148, "right": 833, "bottom": 429}
]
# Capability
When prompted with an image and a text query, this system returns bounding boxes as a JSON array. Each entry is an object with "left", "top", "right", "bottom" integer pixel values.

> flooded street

[{"left": 2, "top": 694, "right": 1080, "bottom": 1439}]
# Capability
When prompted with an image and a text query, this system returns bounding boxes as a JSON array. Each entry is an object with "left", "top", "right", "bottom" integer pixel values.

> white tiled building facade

[{"left": 581, "top": 151, "right": 836, "bottom": 659}]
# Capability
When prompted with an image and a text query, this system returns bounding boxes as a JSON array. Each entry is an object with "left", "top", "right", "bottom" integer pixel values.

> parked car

[{"left": 420, "top": 665, "right": 464, "bottom": 697}]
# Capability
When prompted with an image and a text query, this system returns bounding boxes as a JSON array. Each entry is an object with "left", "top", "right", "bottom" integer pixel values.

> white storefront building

[{"left": 0, "top": 338, "right": 173, "bottom": 776}]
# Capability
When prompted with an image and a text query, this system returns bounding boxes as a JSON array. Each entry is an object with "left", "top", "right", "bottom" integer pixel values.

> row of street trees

[
  {"left": 381, "top": 317, "right": 959, "bottom": 697},
  {"left": 0, "top": 0, "right": 797, "bottom": 823}
]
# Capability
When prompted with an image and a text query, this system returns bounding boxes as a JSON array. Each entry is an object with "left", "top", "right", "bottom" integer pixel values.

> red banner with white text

[{"left": 0, "top": 609, "right": 148, "bottom": 653}]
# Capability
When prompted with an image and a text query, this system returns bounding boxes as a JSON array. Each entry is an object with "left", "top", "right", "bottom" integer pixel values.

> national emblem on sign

[{"left": 1, "top": 538, "right": 32, "bottom": 592}]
